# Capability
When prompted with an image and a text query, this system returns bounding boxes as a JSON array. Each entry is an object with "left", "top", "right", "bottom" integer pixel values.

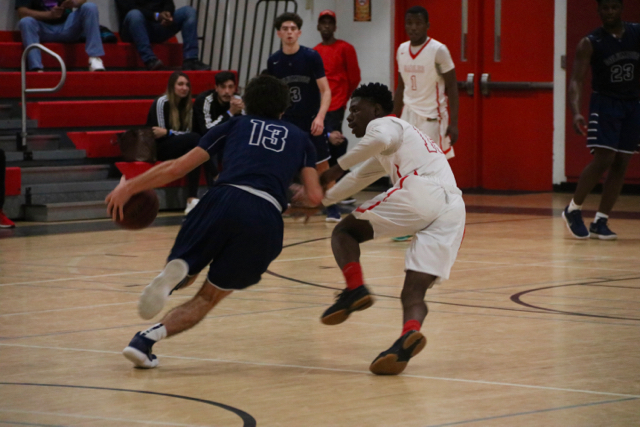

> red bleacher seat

[
  {"left": 5, "top": 168, "right": 21, "bottom": 196},
  {"left": 1, "top": 71, "right": 220, "bottom": 99},
  {"left": 116, "top": 161, "right": 208, "bottom": 187},
  {"left": 27, "top": 99, "right": 153, "bottom": 128},
  {"left": 68, "top": 131, "right": 123, "bottom": 158}
]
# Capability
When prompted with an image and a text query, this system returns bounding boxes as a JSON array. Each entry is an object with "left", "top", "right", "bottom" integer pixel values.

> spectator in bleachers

[
  {"left": 147, "top": 71, "right": 214, "bottom": 214},
  {"left": 193, "top": 71, "right": 244, "bottom": 178},
  {"left": 115, "top": 0, "right": 209, "bottom": 71},
  {"left": 0, "top": 149, "right": 16, "bottom": 228},
  {"left": 193, "top": 71, "right": 244, "bottom": 136},
  {"left": 16, "top": 0, "right": 106, "bottom": 72}
]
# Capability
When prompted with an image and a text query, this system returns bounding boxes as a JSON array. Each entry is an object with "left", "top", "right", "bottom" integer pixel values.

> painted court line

[
  {"left": 0, "top": 409, "right": 210, "bottom": 427},
  {"left": 0, "top": 270, "right": 161, "bottom": 287},
  {"left": 425, "top": 397, "right": 639, "bottom": 426},
  {"left": 1, "top": 343, "right": 638, "bottom": 400}
]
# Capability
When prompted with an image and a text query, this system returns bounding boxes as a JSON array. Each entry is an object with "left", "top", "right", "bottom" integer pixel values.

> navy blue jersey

[
  {"left": 267, "top": 46, "right": 326, "bottom": 129},
  {"left": 197, "top": 115, "right": 317, "bottom": 211},
  {"left": 588, "top": 22, "right": 640, "bottom": 99}
]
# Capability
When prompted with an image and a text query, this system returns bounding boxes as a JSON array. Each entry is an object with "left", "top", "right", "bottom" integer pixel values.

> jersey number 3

[{"left": 249, "top": 119, "right": 288, "bottom": 152}]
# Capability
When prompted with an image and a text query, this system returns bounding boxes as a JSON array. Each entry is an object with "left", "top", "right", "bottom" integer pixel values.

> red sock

[
  {"left": 342, "top": 262, "right": 363, "bottom": 290},
  {"left": 402, "top": 320, "right": 422, "bottom": 336}
]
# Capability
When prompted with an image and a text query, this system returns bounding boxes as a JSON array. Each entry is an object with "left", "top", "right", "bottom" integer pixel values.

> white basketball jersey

[
  {"left": 373, "top": 117, "right": 456, "bottom": 187},
  {"left": 396, "top": 38, "right": 454, "bottom": 119}
]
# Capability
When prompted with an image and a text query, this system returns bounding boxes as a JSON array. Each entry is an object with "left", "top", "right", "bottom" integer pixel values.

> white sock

[
  {"left": 568, "top": 199, "right": 582, "bottom": 212},
  {"left": 141, "top": 323, "right": 167, "bottom": 342},
  {"left": 595, "top": 212, "right": 608, "bottom": 222}
]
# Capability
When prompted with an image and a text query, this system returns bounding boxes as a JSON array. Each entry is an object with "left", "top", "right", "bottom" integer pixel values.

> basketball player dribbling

[
  {"left": 315, "top": 83, "right": 466, "bottom": 375},
  {"left": 562, "top": 0, "right": 640, "bottom": 240},
  {"left": 394, "top": 6, "right": 459, "bottom": 160},
  {"left": 106, "top": 75, "right": 323, "bottom": 368}
]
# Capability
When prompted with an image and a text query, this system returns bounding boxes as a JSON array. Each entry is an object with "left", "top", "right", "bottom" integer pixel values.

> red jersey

[{"left": 314, "top": 39, "right": 361, "bottom": 111}]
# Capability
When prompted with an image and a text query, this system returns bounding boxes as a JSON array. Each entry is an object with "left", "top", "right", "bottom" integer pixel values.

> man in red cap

[{"left": 314, "top": 9, "right": 361, "bottom": 218}]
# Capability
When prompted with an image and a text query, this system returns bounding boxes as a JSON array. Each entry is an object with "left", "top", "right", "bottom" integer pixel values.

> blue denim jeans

[
  {"left": 120, "top": 6, "right": 199, "bottom": 64},
  {"left": 18, "top": 2, "right": 104, "bottom": 70}
]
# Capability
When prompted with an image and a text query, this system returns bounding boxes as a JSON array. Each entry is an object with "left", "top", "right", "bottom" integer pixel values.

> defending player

[
  {"left": 393, "top": 6, "right": 459, "bottom": 160},
  {"left": 316, "top": 83, "right": 466, "bottom": 375},
  {"left": 106, "top": 75, "right": 323, "bottom": 369},
  {"left": 562, "top": 0, "right": 639, "bottom": 240}
]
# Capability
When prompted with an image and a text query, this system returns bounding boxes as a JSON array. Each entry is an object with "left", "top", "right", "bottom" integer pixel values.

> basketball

[{"left": 115, "top": 190, "right": 159, "bottom": 230}]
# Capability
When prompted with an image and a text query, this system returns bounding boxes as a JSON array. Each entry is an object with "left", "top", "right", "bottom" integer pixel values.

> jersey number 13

[{"left": 249, "top": 119, "right": 288, "bottom": 152}]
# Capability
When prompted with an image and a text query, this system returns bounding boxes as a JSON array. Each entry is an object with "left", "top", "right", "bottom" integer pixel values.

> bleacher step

[
  {"left": 21, "top": 164, "right": 110, "bottom": 185},
  {"left": 24, "top": 201, "right": 109, "bottom": 222},
  {"left": 0, "top": 134, "right": 62, "bottom": 151},
  {"left": 0, "top": 119, "right": 37, "bottom": 130},
  {"left": 6, "top": 149, "right": 86, "bottom": 162},
  {"left": 24, "top": 179, "right": 118, "bottom": 205}
]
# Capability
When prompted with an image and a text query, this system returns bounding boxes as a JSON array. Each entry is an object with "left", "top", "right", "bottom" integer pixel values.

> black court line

[
  {"left": 267, "top": 238, "right": 640, "bottom": 322},
  {"left": 511, "top": 277, "right": 640, "bottom": 321},
  {"left": 0, "top": 383, "right": 256, "bottom": 427},
  {"left": 3, "top": 203, "right": 638, "bottom": 239},
  {"left": 425, "top": 396, "right": 639, "bottom": 427}
]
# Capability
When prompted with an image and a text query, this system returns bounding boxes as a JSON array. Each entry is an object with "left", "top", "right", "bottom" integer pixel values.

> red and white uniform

[
  {"left": 397, "top": 38, "right": 456, "bottom": 159},
  {"left": 323, "top": 116, "right": 465, "bottom": 282}
]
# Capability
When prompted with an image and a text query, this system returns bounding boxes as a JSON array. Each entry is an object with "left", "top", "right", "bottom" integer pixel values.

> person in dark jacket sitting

[
  {"left": 115, "top": 0, "right": 209, "bottom": 71},
  {"left": 147, "top": 72, "right": 214, "bottom": 214}
]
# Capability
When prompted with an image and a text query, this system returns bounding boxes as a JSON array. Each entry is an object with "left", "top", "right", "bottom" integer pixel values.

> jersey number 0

[{"left": 249, "top": 119, "right": 288, "bottom": 152}]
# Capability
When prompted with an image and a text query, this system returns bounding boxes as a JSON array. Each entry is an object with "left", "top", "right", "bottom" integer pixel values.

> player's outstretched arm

[
  {"left": 106, "top": 148, "right": 210, "bottom": 221},
  {"left": 300, "top": 166, "right": 324, "bottom": 206},
  {"left": 442, "top": 69, "right": 459, "bottom": 144},
  {"left": 312, "top": 77, "right": 332, "bottom": 136},
  {"left": 568, "top": 37, "right": 593, "bottom": 136},
  {"left": 392, "top": 74, "right": 405, "bottom": 117}
]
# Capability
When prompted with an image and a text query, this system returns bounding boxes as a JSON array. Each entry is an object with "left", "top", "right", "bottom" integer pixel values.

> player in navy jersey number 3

[
  {"left": 563, "top": 0, "right": 640, "bottom": 240},
  {"left": 106, "top": 75, "right": 323, "bottom": 369}
]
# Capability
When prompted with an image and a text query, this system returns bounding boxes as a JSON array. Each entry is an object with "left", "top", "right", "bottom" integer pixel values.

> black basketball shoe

[
  {"left": 122, "top": 332, "right": 159, "bottom": 369},
  {"left": 369, "top": 330, "right": 427, "bottom": 375},
  {"left": 321, "top": 285, "right": 374, "bottom": 325}
]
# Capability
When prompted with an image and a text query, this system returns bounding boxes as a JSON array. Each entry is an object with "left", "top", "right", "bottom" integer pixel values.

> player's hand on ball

[{"left": 106, "top": 176, "right": 131, "bottom": 222}]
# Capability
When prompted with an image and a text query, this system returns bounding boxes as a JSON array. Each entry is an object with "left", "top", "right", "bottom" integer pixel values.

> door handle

[
  {"left": 480, "top": 73, "right": 553, "bottom": 96},
  {"left": 457, "top": 73, "right": 475, "bottom": 96}
]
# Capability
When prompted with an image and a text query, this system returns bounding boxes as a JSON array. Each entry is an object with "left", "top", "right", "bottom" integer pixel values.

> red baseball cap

[{"left": 318, "top": 10, "right": 336, "bottom": 22}]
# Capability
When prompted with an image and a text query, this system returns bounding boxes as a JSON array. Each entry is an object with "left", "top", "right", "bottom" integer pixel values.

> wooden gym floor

[{"left": 1, "top": 191, "right": 639, "bottom": 426}]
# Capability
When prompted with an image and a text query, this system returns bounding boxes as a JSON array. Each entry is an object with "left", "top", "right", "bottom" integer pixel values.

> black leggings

[{"left": 156, "top": 133, "right": 215, "bottom": 199}]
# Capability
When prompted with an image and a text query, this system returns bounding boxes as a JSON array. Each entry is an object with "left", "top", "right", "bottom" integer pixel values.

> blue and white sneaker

[
  {"left": 562, "top": 206, "right": 589, "bottom": 239},
  {"left": 123, "top": 332, "right": 159, "bottom": 369},
  {"left": 392, "top": 235, "right": 412, "bottom": 242},
  {"left": 325, "top": 204, "right": 341, "bottom": 223},
  {"left": 589, "top": 218, "right": 617, "bottom": 240}
]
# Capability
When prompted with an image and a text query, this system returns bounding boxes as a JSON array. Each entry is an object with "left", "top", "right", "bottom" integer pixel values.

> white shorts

[
  {"left": 401, "top": 107, "right": 455, "bottom": 159},
  {"left": 353, "top": 174, "right": 465, "bottom": 282}
]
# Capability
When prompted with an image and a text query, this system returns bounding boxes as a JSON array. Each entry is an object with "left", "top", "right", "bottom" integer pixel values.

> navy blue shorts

[
  {"left": 168, "top": 185, "right": 284, "bottom": 290},
  {"left": 587, "top": 93, "right": 640, "bottom": 154}
]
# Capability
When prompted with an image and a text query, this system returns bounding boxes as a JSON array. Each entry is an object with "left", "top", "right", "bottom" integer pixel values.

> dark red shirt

[{"left": 314, "top": 39, "right": 361, "bottom": 111}]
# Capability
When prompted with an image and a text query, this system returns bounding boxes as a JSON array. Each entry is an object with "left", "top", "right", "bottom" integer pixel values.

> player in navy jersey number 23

[{"left": 563, "top": 0, "right": 640, "bottom": 241}]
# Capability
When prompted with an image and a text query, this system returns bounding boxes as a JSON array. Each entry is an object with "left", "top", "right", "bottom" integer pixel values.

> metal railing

[
  {"left": 190, "top": 0, "right": 297, "bottom": 88},
  {"left": 20, "top": 43, "right": 67, "bottom": 150}
]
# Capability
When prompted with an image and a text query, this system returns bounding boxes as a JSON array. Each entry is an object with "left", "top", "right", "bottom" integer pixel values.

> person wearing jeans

[
  {"left": 16, "top": 0, "right": 105, "bottom": 71},
  {"left": 115, "top": 0, "right": 209, "bottom": 71}
]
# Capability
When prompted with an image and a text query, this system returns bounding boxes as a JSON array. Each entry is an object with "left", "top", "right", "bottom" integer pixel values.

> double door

[{"left": 395, "top": 0, "right": 554, "bottom": 190}]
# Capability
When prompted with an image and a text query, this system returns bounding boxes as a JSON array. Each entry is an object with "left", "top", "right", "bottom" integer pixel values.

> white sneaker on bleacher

[{"left": 88, "top": 57, "right": 105, "bottom": 71}]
